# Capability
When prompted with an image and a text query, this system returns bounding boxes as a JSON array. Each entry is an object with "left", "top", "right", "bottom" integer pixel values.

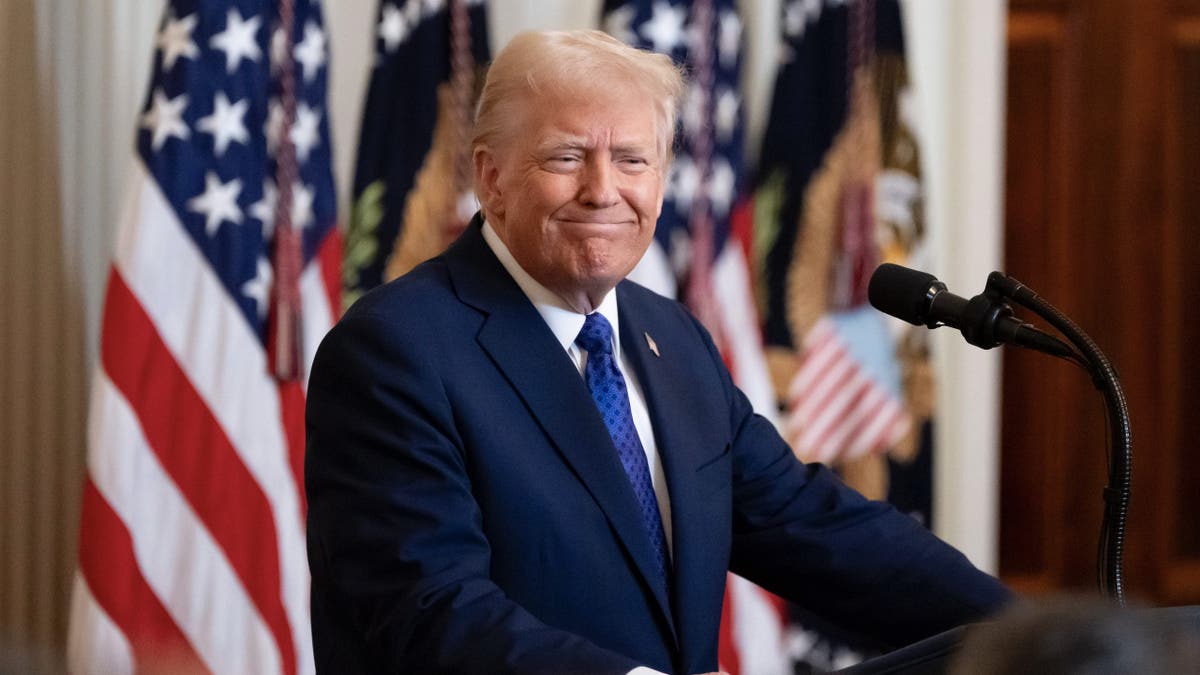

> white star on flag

[
  {"left": 250, "top": 179, "right": 277, "bottom": 239},
  {"left": 156, "top": 13, "right": 198, "bottom": 70},
  {"left": 715, "top": 87, "right": 740, "bottom": 142},
  {"left": 241, "top": 257, "right": 273, "bottom": 318},
  {"left": 707, "top": 157, "right": 735, "bottom": 217},
  {"left": 291, "top": 104, "right": 322, "bottom": 163},
  {"left": 669, "top": 155, "right": 699, "bottom": 215},
  {"left": 422, "top": 0, "right": 446, "bottom": 15},
  {"left": 140, "top": 89, "right": 190, "bottom": 151},
  {"left": 188, "top": 171, "right": 244, "bottom": 236},
  {"left": 640, "top": 1, "right": 687, "bottom": 54},
  {"left": 718, "top": 10, "right": 741, "bottom": 68},
  {"left": 295, "top": 22, "right": 327, "bottom": 84},
  {"left": 197, "top": 92, "right": 250, "bottom": 156},
  {"left": 291, "top": 180, "right": 315, "bottom": 230},
  {"left": 785, "top": 0, "right": 823, "bottom": 40},
  {"left": 604, "top": 5, "right": 638, "bottom": 45},
  {"left": 210, "top": 9, "right": 263, "bottom": 73},
  {"left": 404, "top": 0, "right": 423, "bottom": 25},
  {"left": 379, "top": 4, "right": 410, "bottom": 52}
]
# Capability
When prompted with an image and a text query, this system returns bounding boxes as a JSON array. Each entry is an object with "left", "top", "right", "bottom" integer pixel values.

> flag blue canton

[
  {"left": 136, "top": 0, "right": 338, "bottom": 340},
  {"left": 602, "top": 0, "right": 745, "bottom": 270}
]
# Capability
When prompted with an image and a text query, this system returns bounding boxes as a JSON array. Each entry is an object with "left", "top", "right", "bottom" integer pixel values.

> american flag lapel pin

[{"left": 644, "top": 332, "right": 660, "bottom": 357}]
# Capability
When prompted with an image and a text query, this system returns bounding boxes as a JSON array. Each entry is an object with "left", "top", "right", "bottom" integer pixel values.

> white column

[{"left": 903, "top": 0, "right": 1008, "bottom": 573}]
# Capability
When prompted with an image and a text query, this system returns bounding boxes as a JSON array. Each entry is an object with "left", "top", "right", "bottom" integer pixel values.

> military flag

[
  {"left": 342, "top": 0, "right": 489, "bottom": 308},
  {"left": 754, "top": 0, "right": 931, "bottom": 667}
]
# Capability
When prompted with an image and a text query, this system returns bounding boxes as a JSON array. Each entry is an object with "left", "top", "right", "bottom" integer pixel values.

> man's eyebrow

[
  {"left": 536, "top": 138, "right": 588, "bottom": 153},
  {"left": 533, "top": 137, "right": 659, "bottom": 158},
  {"left": 611, "top": 142, "right": 655, "bottom": 155}
]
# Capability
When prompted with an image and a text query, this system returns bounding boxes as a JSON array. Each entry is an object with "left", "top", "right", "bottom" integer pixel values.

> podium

[
  {"left": 834, "top": 606, "right": 1200, "bottom": 674},
  {"left": 833, "top": 626, "right": 966, "bottom": 674}
]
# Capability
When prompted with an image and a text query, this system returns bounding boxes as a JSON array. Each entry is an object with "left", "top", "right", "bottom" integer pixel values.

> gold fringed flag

[
  {"left": 343, "top": 0, "right": 489, "bottom": 309},
  {"left": 754, "top": 0, "right": 931, "bottom": 667}
]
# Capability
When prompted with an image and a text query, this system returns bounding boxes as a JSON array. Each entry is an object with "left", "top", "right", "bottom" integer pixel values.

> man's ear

[{"left": 473, "top": 146, "right": 503, "bottom": 219}]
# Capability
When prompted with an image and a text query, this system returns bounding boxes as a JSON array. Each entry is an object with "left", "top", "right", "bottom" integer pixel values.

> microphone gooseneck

[{"left": 867, "top": 262, "right": 1130, "bottom": 606}]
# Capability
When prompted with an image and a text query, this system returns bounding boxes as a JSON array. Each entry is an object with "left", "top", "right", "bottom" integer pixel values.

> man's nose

[{"left": 578, "top": 158, "right": 620, "bottom": 208}]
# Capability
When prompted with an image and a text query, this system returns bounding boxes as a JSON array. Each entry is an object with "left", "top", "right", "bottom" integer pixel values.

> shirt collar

[{"left": 482, "top": 220, "right": 621, "bottom": 358}]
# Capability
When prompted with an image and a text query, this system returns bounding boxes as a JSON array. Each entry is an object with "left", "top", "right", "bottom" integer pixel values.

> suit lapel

[
  {"left": 444, "top": 221, "right": 677, "bottom": 640},
  {"left": 618, "top": 283, "right": 729, "bottom": 667}
]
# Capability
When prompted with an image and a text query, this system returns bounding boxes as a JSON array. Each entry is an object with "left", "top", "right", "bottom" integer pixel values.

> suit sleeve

[
  {"left": 687, "top": 314, "right": 1013, "bottom": 648},
  {"left": 305, "top": 310, "right": 641, "bottom": 674}
]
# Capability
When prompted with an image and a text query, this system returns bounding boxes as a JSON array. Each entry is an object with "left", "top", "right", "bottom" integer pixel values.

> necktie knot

[{"left": 575, "top": 313, "right": 614, "bottom": 357}]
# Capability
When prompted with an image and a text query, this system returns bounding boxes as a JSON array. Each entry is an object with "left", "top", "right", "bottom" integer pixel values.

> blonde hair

[{"left": 472, "top": 30, "right": 686, "bottom": 159}]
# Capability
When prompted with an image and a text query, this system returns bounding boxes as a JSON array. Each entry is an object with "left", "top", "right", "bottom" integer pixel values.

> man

[{"left": 306, "top": 30, "right": 1011, "bottom": 675}]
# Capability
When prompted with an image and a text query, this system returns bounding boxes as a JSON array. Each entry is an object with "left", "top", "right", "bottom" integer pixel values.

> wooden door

[{"left": 1001, "top": 0, "right": 1200, "bottom": 605}]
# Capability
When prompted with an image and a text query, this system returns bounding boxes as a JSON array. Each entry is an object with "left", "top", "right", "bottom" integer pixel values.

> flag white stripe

[
  {"left": 788, "top": 323, "right": 839, "bottom": 402},
  {"left": 729, "top": 574, "right": 790, "bottom": 675},
  {"left": 798, "top": 370, "right": 869, "bottom": 454},
  {"left": 88, "top": 372, "right": 282, "bottom": 675},
  {"left": 846, "top": 400, "right": 909, "bottom": 461},
  {"left": 627, "top": 239, "right": 679, "bottom": 300},
  {"left": 713, "top": 243, "right": 780, "bottom": 426},
  {"left": 811, "top": 384, "right": 888, "bottom": 463},
  {"left": 112, "top": 162, "right": 314, "bottom": 674},
  {"left": 300, "top": 256, "right": 335, "bottom": 389},
  {"left": 68, "top": 573, "right": 135, "bottom": 675},
  {"left": 792, "top": 349, "right": 856, "bottom": 425}
]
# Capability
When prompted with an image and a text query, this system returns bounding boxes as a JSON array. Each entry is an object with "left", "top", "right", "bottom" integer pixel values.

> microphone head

[{"left": 868, "top": 263, "right": 942, "bottom": 326}]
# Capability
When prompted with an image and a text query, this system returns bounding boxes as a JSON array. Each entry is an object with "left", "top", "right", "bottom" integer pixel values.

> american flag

[
  {"left": 601, "top": 2, "right": 788, "bottom": 673},
  {"left": 67, "top": 0, "right": 340, "bottom": 672}
]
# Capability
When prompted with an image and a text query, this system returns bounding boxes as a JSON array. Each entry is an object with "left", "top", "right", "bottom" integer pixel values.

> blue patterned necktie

[{"left": 575, "top": 312, "right": 671, "bottom": 585}]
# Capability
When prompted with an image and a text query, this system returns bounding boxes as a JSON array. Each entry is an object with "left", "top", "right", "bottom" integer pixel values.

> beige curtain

[{"left": 0, "top": 0, "right": 156, "bottom": 668}]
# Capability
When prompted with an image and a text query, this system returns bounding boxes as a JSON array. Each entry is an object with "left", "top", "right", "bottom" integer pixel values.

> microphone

[{"left": 868, "top": 263, "right": 1077, "bottom": 358}]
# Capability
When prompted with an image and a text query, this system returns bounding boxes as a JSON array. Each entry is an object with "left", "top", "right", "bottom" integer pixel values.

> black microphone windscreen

[{"left": 868, "top": 263, "right": 939, "bottom": 326}]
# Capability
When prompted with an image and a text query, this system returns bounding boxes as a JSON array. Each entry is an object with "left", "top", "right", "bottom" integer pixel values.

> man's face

[{"left": 475, "top": 84, "right": 665, "bottom": 311}]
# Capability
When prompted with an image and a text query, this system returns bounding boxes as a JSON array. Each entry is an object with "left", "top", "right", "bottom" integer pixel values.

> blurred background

[{"left": 0, "top": 0, "right": 1196, "bottom": 672}]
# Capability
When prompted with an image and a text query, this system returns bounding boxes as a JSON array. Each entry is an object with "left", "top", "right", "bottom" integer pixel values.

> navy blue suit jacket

[{"left": 305, "top": 219, "right": 1011, "bottom": 674}]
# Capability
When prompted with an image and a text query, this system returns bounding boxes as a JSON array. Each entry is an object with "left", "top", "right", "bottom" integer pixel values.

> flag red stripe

[
  {"left": 805, "top": 377, "right": 876, "bottom": 455},
  {"left": 319, "top": 226, "right": 344, "bottom": 320},
  {"left": 277, "top": 380, "right": 307, "bottom": 518},
  {"left": 77, "top": 477, "right": 208, "bottom": 674},
  {"left": 794, "top": 359, "right": 856, "bottom": 433},
  {"left": 853, "top": 404, "right": 909, "bottom": 458},
  {"left": 717, "top": 580, "right": 741, "bottom": 675},
  {"left": 100, "top": 270, "right": 298, "bottom": 675}
]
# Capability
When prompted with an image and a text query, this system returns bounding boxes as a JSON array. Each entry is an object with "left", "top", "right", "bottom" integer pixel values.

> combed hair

[{"left": 472, "top": 30, "right": 686, "bottom": 159}]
